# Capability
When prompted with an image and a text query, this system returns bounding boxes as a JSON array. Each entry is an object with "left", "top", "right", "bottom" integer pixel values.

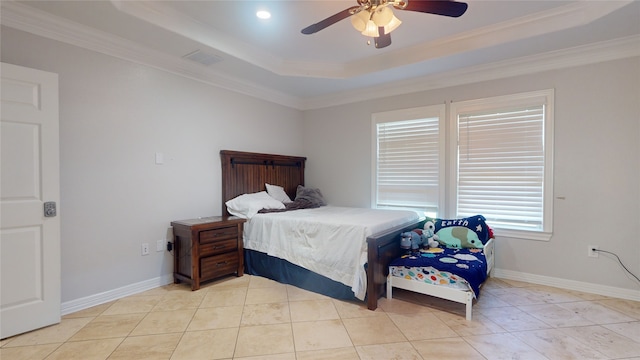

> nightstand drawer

[
  {"left": 200, "top": 252, "right": 239, "bottom": 281},
  {"left": 200, "top": 226, "right": 237, "bottom": 244},
  {"left": 200, "top": 238, "right": 237, "bottom": 256},
  {"left": 171, "top": 216, "right": 245, "bottom": 290}
]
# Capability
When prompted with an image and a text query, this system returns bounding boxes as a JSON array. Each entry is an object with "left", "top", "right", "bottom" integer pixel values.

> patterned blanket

[{"left": 389, "top": 246, "right": 488, "bottom": 297}]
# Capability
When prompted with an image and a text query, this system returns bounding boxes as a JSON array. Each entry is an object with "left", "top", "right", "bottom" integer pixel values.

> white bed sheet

[{"left": 243, "top": 206, "right": 419, "bottom": 300}]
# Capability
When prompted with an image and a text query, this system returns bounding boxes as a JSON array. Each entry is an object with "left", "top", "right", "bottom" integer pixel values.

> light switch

[{"left": 155, "top": 152, "right": 164, "bottom": 165}]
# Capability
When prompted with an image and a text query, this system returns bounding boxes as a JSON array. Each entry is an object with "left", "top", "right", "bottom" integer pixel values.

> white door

[{"left": 1, "top": 62, "right": 60, "bottom": 339}]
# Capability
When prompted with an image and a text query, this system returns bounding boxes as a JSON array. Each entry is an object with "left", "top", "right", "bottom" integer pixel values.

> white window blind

[
  {"left": 457, "top": 105, "right": 545, "bottom": 231},
  {"left": 376, "top": 117, "right": 440, "bottom": 213}
]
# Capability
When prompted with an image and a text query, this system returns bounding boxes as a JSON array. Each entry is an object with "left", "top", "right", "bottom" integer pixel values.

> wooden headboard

[{"left": 220, "top": 150, "right": 307, "bottom": 216}]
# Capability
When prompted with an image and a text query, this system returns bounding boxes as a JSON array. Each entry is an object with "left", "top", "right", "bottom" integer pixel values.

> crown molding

[
  {"left": 300, "top": 34, "right": 640, "bottom": 110},
  {"left": 0, "top": 1, "right": 302, "bottom": 109},
  {"left": 2, "top": 1, "right": 638, "bottom": 111}
]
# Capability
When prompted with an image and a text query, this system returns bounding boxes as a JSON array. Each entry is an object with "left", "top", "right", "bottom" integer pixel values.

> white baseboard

[
  {"left": 61, "top": 274, "right": 174, "bottom": 316},
  {"left": 493, "top": 268, "right": 640, "bottom": 302}
]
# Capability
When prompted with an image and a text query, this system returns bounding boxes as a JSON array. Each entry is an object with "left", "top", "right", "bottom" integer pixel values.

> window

[
  {"left": 372, "top": 90, "right": 554, "bottom": 241},
  {"left": 449, "top": 90, "right": 554, "bottom": 240},
  {"left": 372, "top": 105, "right": 445, "bottom": 216}
]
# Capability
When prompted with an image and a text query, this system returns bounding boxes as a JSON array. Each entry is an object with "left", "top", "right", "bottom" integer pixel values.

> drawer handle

[
  {"left": 213, "top": 245, "right": 226, "bottom": 250},
  {"left": 216, "top": 261, "right": 228, "bottom": 267},
  {"left": 211, "top": 232, "right": 233, "bottom": 238}
]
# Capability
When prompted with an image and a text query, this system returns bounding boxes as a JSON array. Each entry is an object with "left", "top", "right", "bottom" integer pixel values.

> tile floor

[{"left": 2, "top": 275, "right": 640, "bottom": 360}]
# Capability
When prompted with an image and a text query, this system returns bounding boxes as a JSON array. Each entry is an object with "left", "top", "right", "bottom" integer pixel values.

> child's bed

[
  {"left": 387, "top": 215, "right": 495, "bottom": 320},
  {"left": 220, "top": 150, "right": 423, "bottom": 310}
]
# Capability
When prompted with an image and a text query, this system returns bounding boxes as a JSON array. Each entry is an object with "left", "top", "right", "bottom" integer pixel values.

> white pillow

[
  {"left": 265, "top": 183, "right": 292, "bottom": 203},
  {"left": 225, "top": 191, "right": 285, "bottom": 219}
]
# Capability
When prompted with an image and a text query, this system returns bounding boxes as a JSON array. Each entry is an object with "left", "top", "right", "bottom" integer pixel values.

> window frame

[
  {"left": 371, "top": 104, "right": 446, "bottom": 216},
  {"left": 448, "top": 89, "right": 555, "bottom": 241}
]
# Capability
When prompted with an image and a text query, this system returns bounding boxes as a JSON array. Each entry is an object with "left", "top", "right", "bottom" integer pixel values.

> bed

[
  {"left": 220, "top": 150, "right": 423, "bottom": 310},
  {"left": 387, "top": 215, "right": 495, "bottom": 320}
]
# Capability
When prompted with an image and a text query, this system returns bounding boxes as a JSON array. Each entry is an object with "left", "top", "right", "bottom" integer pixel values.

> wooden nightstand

[{"left": 170, "top": 216, "right": 246, "bottom": 290}]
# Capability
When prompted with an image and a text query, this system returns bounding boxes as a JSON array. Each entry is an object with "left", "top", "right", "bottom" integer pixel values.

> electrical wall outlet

[
  {"left": 156, "top": 239, "right": 164, "bottom": 252},
  {"left": 141, "top": 243, "right": 150, "bottom": 256},
  {"left": 588, "top": 245, "right": 599, "bottom": 258}
]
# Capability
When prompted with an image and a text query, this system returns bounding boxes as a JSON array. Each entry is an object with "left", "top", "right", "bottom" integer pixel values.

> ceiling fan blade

[
  {"left": 301, "top": 6, "right": 361, "bottom": 35},
  {"left": 375, "top": 27, "right": 392, "bottom": 49},
  {"left": 398, "top": 0, "right": 468, "bottom": 18}
]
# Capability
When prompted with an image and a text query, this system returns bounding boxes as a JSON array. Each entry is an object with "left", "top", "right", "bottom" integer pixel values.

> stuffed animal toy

[
  {"left": 400, "top": 231, "right": 423, "bottom": 254},
  {"left": 423, "top": 221, "right": 440, "bottom": 248},
  {"left": 399, "top": 232, "right": 412, "bottom": 253}
]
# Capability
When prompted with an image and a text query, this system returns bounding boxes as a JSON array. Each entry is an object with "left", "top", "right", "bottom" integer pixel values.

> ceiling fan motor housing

[{"left": 356, "top": 0, "right": 408, "bottom": 11}]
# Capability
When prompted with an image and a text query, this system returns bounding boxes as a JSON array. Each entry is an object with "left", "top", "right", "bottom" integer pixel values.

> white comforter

[{"left": 243, "top": 206, "right": 419, "bottom": 300}]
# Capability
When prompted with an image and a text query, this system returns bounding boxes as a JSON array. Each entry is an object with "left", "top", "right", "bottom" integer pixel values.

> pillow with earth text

[{"left": 436, "top": 226, "right": 484, "bottom": 249}]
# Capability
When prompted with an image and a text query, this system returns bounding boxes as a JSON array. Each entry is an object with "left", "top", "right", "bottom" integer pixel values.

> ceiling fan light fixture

[
  {"left": 383, "top": 13, "right": 402, "bottom": 33},
  {"left": 361, "top": 20, "right": 379, "bottom": 37},
  {"left": 351, "top": 9, "right": 370, "bottom": 32},
  {"left": 372, "top": 6, "right": 393, "bottom": 27},
  {"left": 301, "top": 0, "right": 468, "bottom": 46},
  {"left": 354, "top": 5, "right": 402, "bottom": 38},
  {"left": 361, "top": 11, "right": 401, "bottom": 37}
]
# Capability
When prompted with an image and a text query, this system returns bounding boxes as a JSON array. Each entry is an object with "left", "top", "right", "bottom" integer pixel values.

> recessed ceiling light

[{"left": 256, "top": 10, "right": 271, "bottom": 19}]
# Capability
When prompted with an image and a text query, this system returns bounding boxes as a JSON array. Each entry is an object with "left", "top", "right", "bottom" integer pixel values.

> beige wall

[
  {"left": 303, "top": 57, "right": 640, "bottom": 295},
  {"left": 1, "top": 27, "right": 304, "bottom": 303}
]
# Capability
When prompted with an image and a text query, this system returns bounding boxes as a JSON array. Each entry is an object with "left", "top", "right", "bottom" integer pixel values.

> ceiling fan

[{"left": 301, "top": 0, "right": 468, "bottom": 49}]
